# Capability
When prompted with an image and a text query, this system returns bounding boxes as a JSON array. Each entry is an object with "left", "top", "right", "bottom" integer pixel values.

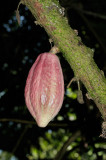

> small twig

[
  {"left": 77, "top": 11, "right": 106, "bottom": 53},
  {"left": 67, "top": 78, "right": 84, "bottom": 104},
  {"left": 70, "top": 4, "right": 106, "bottom": 20},
  {"left": 12, "top": 125, "right": 29, "bottom": 154},
  {"left": 0, "top": 118, "right": 70, "bottom": 127},
  {"left": 16, "top": 1, "right": 23, "bottom": 25},
  {"left": 0, "top": 118, "right": 35, "bottom": 124},
  {"left": 100, "top": 121, "right": 106, "bottom": 138},
  {"left": 67, "top": 77, "right": 77, "bottom": 88},
  {"left": 54, "top": 130, "right": 81, "bottom": 160},
  {"left": 77, "top": 80, "right": 84, "bottom": 104},
  {"left": 78, "top": 9, "right": 106, "bottom": 20}
]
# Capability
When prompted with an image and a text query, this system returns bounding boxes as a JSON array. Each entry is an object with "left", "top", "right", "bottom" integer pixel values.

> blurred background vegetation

[{"left": 0, "top": 0, "right": 106, "bottom": 159}]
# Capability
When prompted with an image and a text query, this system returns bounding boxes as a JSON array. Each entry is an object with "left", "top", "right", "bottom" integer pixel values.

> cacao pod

[{"left": 25, "top": 52, "right": 64, "bottom": 127}]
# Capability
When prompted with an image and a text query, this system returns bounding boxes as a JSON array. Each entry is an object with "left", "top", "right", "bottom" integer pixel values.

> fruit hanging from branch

[{"left": 25, "top": 52, "right": 64, "bottom": 127}]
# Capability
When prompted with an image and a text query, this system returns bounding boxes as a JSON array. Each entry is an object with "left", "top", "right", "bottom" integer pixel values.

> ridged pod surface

[{"left": 25, "top": 52, "right": 64, "bottom": 127}]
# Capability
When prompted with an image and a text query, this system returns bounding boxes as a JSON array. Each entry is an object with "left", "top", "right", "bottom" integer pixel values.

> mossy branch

[{"left": 20, "top": 0, "right": 106, "bottom": 137}]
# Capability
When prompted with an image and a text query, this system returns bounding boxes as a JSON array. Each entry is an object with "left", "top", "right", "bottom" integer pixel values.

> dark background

[{"left": 0, "top": 0, "right": 106, "bottom": 159}]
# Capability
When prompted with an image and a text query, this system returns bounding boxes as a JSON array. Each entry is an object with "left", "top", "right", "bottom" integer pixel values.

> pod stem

[{"left": 49, "top": 46, "right": 60, "bottom": 54}]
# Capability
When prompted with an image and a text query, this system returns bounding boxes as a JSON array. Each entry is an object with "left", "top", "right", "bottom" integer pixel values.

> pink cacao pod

[{"left": 25, "top": 52, "right": 64, "bottom": 127}]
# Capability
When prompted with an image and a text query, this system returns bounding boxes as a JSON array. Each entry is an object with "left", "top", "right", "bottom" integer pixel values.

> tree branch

[
  {"left": 19, "top": 0, "right": 106, "bottom": 137},
  {"left": 75, "top": 10, "right": 106, "bottom": 53},
  {"left": 12, "top": 126, "right": 29, "bottom": 154},
  {"left": 54, "top": 130, "right": 81, "bottom": 160},
  {"left": 75, "top": 8, "right": 106, "bottom": 20},
  {"left": 0, "top": 118, "right": 80, "bottom": 128}
]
